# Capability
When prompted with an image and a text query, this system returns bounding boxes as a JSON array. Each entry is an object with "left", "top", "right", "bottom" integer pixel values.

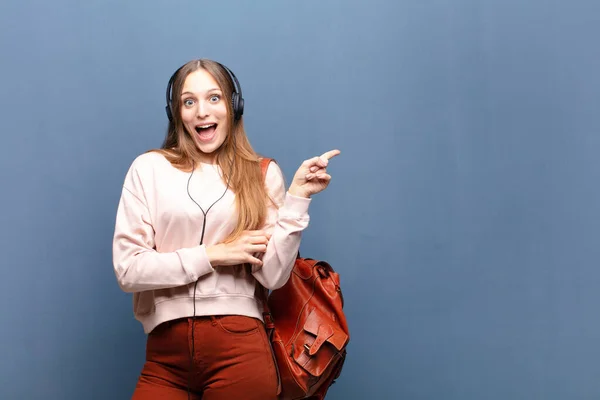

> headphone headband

[{"left": 165, "top": 60, "right": 244, "bottom": 122}]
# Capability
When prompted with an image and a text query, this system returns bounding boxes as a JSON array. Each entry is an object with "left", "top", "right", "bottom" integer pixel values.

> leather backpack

[{"left": 260, "top": 158, "right": 350, "bottom": 399}]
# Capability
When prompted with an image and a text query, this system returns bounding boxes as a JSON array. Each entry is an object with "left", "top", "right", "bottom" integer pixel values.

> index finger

[{"left": 319, "top": 149, "right": 341, "bottom": 162}]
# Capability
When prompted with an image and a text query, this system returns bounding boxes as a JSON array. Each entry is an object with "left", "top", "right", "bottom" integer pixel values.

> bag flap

[{"left": 303, "top": 308, "right": 348, "bottom": 352}]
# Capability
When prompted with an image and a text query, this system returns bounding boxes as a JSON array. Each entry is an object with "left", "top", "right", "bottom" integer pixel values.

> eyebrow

[{"left": 181, "top": 88, "right": 222, "bottom": 97}]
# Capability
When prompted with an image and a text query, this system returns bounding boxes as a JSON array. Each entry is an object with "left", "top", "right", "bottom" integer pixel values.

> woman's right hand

[{"left": 206, "top": 230, "right": 270, "bottom": 267}]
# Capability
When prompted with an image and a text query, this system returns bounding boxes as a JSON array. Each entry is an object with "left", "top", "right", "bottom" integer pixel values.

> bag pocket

[{"left": 293, "top": 308, "right": 349, "bottom": 377}]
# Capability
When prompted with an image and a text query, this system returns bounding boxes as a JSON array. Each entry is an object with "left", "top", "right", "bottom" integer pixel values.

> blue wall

[{"left": 1, "top": 0, "right": 600, "bottom": 398}]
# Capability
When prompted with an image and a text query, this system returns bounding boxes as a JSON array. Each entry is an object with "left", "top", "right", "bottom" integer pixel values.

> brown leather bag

[{"left": 260, "top": 158, "right": 350, "bottom": 399}]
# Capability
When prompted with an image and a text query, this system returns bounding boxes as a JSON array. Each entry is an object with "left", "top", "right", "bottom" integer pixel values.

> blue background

[{"left": 1, "top": 0, "right": 600, "bottom": 398}]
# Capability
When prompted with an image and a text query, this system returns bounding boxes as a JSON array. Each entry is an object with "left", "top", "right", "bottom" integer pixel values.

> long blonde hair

[{"left": 152, "top": 59, "right": 269, "bottom": 242}]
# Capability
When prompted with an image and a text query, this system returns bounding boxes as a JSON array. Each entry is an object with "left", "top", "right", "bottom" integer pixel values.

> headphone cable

[{"left": 186, "top": 139, "right": 236, "bottom": 399}]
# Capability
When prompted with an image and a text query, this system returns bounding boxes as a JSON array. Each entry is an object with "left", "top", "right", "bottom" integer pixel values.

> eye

[
  {"left": 183, "top": 98, "right": 195, "bottom": 107},
  {"left": 209, "top": 94, "right": 221, "bottom": 103}
]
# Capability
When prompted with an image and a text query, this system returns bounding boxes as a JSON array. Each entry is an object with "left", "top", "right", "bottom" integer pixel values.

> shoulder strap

[
  {"left": 258, "top": 157, "right": 273, "bottom": 316},
  {"left": 259, "top": 155, "right": 300, "bottom": 261},
  {"left": 260, "top": 157, "right": 273, "bottom": 177},
  {"left": 257, "top": 156, "right": 302, "bottom": 319}
]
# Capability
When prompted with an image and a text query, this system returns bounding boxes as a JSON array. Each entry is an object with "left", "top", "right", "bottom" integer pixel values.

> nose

[{"left": 196, "top": 100, "right": 210, "bottom": 118}]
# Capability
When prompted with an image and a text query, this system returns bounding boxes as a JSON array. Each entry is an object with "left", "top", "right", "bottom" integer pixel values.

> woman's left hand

[{"left": 288, "top": 149, "right": 341, "bottom": 198}]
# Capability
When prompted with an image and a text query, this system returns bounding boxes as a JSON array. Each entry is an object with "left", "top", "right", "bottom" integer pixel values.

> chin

[{"left": 193, "top": 142, "right": 223, "bottom": 161}]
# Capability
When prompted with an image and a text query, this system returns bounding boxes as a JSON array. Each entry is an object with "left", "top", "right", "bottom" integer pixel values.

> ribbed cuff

[{"left": 176, "top": 245, "right": 215, "bottom": 281}]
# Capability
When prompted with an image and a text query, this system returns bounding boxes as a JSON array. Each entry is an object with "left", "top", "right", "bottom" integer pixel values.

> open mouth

[{"left": 194, "top": 123, "right": 217, "bottom": 141}]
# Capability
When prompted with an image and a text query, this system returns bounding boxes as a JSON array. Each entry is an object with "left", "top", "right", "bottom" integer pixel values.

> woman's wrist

[
  {"left": 205, "top": 244, "right": 224, "bottom": 266},
  {"left": 288, "top": 185, "right": 310, "bottom": 198}
]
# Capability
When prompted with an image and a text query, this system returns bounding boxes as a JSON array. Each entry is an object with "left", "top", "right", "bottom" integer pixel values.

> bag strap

[
  {"left": 257, "top": 156, "right": 300, "bottom": 325},
  {"left": 258, "top": 157, "right": 274, "bottom": 323},
  {"left": 259, "top": 156, "right": 272, "bottom": 176}
]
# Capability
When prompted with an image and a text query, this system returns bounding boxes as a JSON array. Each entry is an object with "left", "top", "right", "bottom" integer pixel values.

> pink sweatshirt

[{"left": 112, "top": 152, "right": 311, "bottom": 334}]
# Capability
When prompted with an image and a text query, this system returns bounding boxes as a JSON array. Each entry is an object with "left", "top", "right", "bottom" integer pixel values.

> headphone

[{"left": 165, "top": 60, "right": 245, "bottom": 123}]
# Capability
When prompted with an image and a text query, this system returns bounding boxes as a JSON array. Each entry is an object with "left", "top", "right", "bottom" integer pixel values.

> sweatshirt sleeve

[
  {"left": 112, "top": 158, "right": 214, "bottom": 293},
  {"left": 252, "top": 161, "right": 311, "bottom": 289}
]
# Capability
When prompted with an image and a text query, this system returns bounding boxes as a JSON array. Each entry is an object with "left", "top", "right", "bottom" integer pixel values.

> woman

[{"left": 112, "top": 58, "right": 340, "bottom": 399}]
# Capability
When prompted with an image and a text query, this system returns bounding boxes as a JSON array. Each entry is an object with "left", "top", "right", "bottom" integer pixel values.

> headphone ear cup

[
  {"left": 165, "top": 104, "right": 173, "bottom": 122},
  {"left": 237, "top": 97, "right": 244, "bottom": 119},
  {"left": 231, "top": 93, "right": 243, "bottom": 121}
]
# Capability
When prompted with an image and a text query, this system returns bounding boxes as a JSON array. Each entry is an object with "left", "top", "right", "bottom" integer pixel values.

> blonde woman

[{"left": 112, "top": 58, "right": 340, "bottom": 399}]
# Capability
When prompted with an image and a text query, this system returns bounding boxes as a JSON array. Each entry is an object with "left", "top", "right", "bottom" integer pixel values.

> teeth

[{"left": 198, "top": 124, "right": 215, "bottom": 129}]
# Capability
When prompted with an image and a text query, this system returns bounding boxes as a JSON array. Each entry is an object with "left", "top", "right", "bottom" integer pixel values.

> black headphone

[{"left": 165, "top": 60, "right": 245, "bottom": 122}]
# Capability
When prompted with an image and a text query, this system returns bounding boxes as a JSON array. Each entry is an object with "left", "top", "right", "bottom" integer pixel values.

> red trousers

[{"left": 132, "top": 316, "right": 279, "bottom": 400}]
